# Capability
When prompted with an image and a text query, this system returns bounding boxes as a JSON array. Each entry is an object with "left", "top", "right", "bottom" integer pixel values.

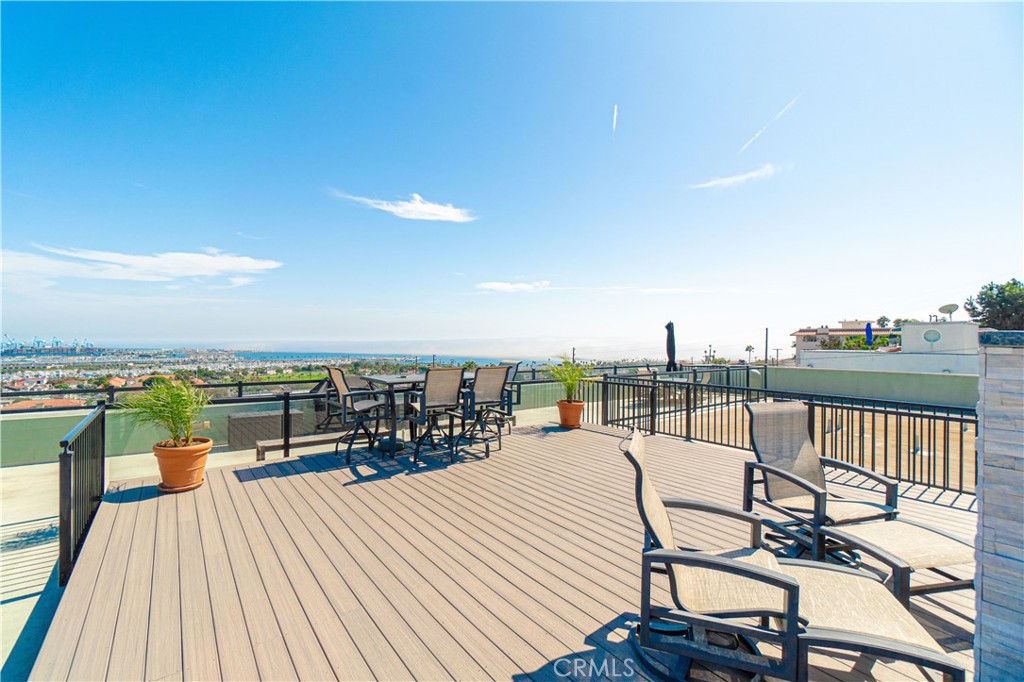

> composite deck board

[
  {"left": 191, "top": 474, "right": 260, "bottom": 682},
  {"left": 274, "top": 458, "right": 514, "bottom": 681},
  {"left": 220, "top": 468, "right": 338, "bottom": 681},
  {"left": 66, "top": 483, "right": 143, "bottom": 681},
  {"left": 290, "top": 457, "right": 560, "bottom": 680},
  {"left": 31, "top": 426, "right": 976, "bottom": 681},
  {"left": 208, "top": 467, "right": 298, "bottom": 681},
  {"left": 145, "top": 486, "right": 183, "bottom": 682},
  {"left": 30, "top": 482, "right": 127, "bottom": 682},
  {"left": 257, "top": 466, "right": 441, "bottom": 682},
  {"left": 107, "top": 483, "right": 159, "bottom": 681},
  {"left": 237, "top": 466, "right": 397, "bottom": 681},
  {"left": 299, "top": 455, "right": 656, "bottom": 682},
  {"left": 270, "top": 456, "right": 466, "bottom": 679},
  {"left": 177, "top": 492, "right": 222, "bottom": 681}
]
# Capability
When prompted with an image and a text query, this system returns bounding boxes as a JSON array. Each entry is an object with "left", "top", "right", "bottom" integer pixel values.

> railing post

[
  {"left": 98, "top": 401, "right": 106, "bottom": 498},
  {"left": 685, "top": 384, "right": 692, "bottom": 440},
  {"left": 807, "top": 403, "right": 815, "bottom": 443},
  {"left": 600, "top": 374, "right": 609, "bottom": 426},
  {"left": 282, "top": 391, "right": 292, "bottom": 458},
  {"left": 648, "top": 382, "right": 657, "bottom": 435},
  {"left": 58, "top": 441, "right": 72, "bottom": 586},
  {"left": 107, "top": 386, "right": 116, "bottom": 407},
  {"left": 237, "top": 380, "right": 244, "bottom": 398}
]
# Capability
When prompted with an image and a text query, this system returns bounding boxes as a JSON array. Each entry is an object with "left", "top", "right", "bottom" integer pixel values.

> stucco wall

[
  {"left": 754, "top": 366, "right": 979, "bottom": 407},
  {"left": 800, "top": 349, "right": 979, "bottom": 375}
]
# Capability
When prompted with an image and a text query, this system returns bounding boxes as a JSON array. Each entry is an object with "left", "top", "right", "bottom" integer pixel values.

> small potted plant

[
  {"left": 549, "top": 355, "right": 592, "bottom": 429},
  {"left": 122, "top": 378, "right": 212, "bottom": 493}
]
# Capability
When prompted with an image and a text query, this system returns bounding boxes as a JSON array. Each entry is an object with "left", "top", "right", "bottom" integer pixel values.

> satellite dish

[{"left": 938, "top": 303, "right": 958, "bottom": 320}]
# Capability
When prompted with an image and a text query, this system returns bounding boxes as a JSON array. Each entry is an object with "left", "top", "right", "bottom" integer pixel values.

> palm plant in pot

[
  {"left": 549, "top": 356, "right": 592, "bottom": 429},
  {"left": 122, "top": 378, "right": 212, "bottom": 493}
]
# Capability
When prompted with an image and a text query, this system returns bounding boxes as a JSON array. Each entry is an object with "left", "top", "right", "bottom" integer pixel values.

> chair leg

[
  {"left": 812, "top": 528, "right": 825, "bottom": 561},
  {"left": 796, "top": 639, "right": 810, "bottom": 682},
  {"left": 345, "top": 430, "right": 356, "bottom": 465}
]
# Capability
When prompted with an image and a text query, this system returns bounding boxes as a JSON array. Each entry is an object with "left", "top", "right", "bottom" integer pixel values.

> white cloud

[
  {"left": 612, "top": 104, "right": 618, "bottom": 134},
  {"left": 2, "top": 244, "right": 282, "bottom": 289},
  {"left": 476, "top": 280, "right": 551, "bottom": 293},
  {"left": 688, "top": 163, "right": 780, "bottom": 190},
  {"left": 236, "top": 231, "right": 265, "bottom": 241},
  {"left": 738, "top": 94, "right": 800, "bottom": 154},
  {"left": 329, "top": 189, "right": 477, "bottom": 222}
]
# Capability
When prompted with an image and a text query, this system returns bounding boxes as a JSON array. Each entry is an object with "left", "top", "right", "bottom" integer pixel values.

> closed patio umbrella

[{"left": 665, "top": 322, "right": 678, "bottom": 372}]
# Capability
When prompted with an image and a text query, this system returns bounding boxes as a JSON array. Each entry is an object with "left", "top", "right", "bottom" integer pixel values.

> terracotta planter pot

[
  {"left": 153, "top": 437, "right": 212, "bottom": 493},
  {"left": 556, "top": 400, "right": 585, "bottom": 429}
]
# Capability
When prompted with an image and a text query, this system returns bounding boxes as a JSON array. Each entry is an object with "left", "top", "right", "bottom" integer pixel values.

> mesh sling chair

[
  {"left": 405, "top": 367, "right": 466, "bottom": 463},
  {"left": 453, "top": 365, "right": 513, "bottom": 457},
  {"left": 497, "top": 362, "right": 521, "bottom": 433},
  {"left": 322, "top": 366, "right": 391, "bottom": 464},
  {"left": 621, "top": 430, "right": 964, "bottom": 682},
  {"left": 743, "top": 401, "right": 898, "bottom": 561}
]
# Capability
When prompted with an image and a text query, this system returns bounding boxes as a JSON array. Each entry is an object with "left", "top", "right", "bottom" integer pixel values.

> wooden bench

[{"left": 255, "top": 432, "right": 343, "bottom": 461}]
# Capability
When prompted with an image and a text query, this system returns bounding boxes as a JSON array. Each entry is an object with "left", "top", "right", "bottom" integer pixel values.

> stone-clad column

[{"left": 975, "top": 331, "right": 1024, "bottom": 680}]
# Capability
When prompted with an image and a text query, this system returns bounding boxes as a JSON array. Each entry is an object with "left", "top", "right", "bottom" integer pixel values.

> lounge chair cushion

[
  {"left": 673, "top": 547, "right": 786, "bottom": 616},
  {"left": 776, "top": 494, "right": 895, "bottom": 525},
  {"left": 778, "top": 563, "right": 944, "bottom": 653},
  {"left": 835, "top": 521, "right": 974, "bottom": 570}
]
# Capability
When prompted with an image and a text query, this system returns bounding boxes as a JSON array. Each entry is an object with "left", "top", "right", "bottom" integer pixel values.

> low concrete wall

[
  {"left": 800, "top": 349, "right": 979, "bottom": 375},
  {"left": 756, "top": 366, "right": 979, "bottom": 407},
  {"left": 975, "top": 332, "right": 1024, "bottom": 680}
]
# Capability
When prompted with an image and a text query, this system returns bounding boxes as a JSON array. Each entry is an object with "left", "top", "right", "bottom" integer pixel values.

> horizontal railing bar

[{"left": 58, "top": 403, "right": 106, "bottom": 448}]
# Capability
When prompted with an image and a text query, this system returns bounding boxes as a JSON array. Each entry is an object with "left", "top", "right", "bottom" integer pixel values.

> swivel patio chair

[
  {"left": 498, "top": 361, "right": 521, "bottom": 432},
  {"left": 405, "top": 367, "right": 466, "bottom": 463},
  {"left": 743, "top": 401, "right": 898, "bottom": 561},
  {"left": 323, "top": 366, "right": 391, "bottom": 464},
  {"left": 621, "top": 430, "right": 964, "bottom": 682},
  {"left": 745, "top": 401, "right": 975, "bottom": 606},
  {"left": 453, "top": 364, "right": 513, "bottom": 457}
]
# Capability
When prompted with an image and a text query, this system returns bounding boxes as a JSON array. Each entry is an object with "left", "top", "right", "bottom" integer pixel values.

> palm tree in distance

[{"left": 745, "top": 345, "right": 755, "bottom": 363}]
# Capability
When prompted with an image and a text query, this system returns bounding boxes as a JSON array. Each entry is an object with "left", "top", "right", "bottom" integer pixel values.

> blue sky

[{"left": 3, "top": 2, "right": 1021, "bottom": 361}]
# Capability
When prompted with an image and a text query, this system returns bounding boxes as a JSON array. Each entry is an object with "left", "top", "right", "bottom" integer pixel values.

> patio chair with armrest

[
  {"left": 497, "top": 361, "right": 521, "bottom": 432},
  {"left": 322, "top": 366, "right": 391, "bottom": 464},
  {"left": 453, "top": 364, "right": 512, "bottom": 457},
  {"left": 405, "top": 367, "right": 466, "bottom": 463},
  {"left": 742, "top": 401, "right": 898, "bottom": 561},
  {"left": 621, "top": 429, "right": 964, "bottom": 682}
]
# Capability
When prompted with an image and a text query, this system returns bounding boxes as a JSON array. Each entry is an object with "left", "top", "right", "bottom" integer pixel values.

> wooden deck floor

[{"left": 30, "top": 425, "right": 976, "bottom": 681}]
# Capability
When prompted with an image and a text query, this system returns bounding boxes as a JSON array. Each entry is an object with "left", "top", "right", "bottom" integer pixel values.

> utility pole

[
  {"left": 773, "top": 348, "right": 783, "bottom": 366},
  {"left": 572, "top": 347, "right": 576, "bottom": 364}
]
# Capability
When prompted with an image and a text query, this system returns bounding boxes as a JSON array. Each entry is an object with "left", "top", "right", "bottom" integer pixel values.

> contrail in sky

[
  {"left": 738, "top": 94, "right": 800, "bottom": 154},
  {"left": 612, "top": 104, "right": 618, "bottom": 135}
]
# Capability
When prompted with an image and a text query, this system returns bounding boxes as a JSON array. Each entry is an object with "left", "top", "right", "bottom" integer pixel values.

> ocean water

[{"left": 233, "top": 351, "right": 541, "bottom": 366}]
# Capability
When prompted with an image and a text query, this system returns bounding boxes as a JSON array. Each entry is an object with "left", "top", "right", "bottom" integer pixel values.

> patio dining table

[{"left": 361, "top": 371, "right": 476, "bottom": 453}]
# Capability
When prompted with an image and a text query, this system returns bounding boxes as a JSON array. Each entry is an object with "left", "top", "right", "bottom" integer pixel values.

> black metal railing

[
  {"left": 1, "top": 363, "right": 761, "bottom": 413},
  {"left": 588, "top": 375, "right": 977, "bottom": 493},
  {"left": 58, "top": 402, "right": 106, "bottom": 585}
]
